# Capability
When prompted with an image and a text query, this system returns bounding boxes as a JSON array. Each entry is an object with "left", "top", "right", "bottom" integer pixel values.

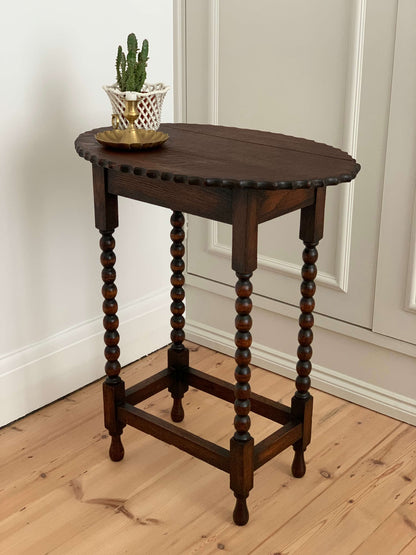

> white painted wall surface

[{"left": 0, "top": 0, "right": 174, "bottom": 425}]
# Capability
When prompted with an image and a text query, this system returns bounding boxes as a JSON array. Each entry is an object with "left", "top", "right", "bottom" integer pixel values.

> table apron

[
  {"left": 107, "top": 170, "right": 317, "bottom": 225},
  {"left": 107, "top": 170, "right": 234, "bottom": 224}
]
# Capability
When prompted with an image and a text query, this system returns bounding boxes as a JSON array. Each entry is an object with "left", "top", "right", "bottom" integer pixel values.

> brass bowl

[{"left": 95, "top": 129, "right": 169, "bottom": 150}]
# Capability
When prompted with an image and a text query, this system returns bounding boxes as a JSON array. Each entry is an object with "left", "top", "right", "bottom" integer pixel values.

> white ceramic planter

[{"left": 103, "top": 82, "right": 169, "bottom": 131}]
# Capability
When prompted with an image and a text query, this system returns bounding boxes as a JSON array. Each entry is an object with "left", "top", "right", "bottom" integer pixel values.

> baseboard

[
  {"left": 0, "top": 288, "right": 171, "bottom": 427},
  {"left": 186, "top": 319, "right": 416, "bottom": 426}
]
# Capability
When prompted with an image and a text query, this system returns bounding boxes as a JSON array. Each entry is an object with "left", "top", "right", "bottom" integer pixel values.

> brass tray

[{"left": 95, "top": 129, "right": 169, "bottom": 150}]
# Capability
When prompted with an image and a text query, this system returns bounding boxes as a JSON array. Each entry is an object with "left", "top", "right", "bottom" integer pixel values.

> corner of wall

[{"left": 0, "top": 288, "right": 170, "bottom": 427}]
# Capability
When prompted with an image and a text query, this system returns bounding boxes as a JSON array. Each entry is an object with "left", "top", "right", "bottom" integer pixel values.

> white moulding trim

[
  {"left": 186, "top": 318, "right": 416, "bottom": 426},
  {"left": 406, "top": 191, "right": 416, "bottom": 312},
  {"left": 0, "top": 287, "right": 171, "bottom": 427},
  {"left": 335, "top": 0, "right": 367, "bottom": 295},
  {"left": 185, "top": 273, "right": 416, "bottom": 358},
  {"left": 204, "top": 1, "right": 367, "bottom": 295},
  {"left": 173, "top": 0, "right": 187, "bottom": 123},
  {"left": 209, "top": 0, "right": 220, "bottom": 125},
  {"left": 207, "top": 221, "right": 344, "bottom": 292}
]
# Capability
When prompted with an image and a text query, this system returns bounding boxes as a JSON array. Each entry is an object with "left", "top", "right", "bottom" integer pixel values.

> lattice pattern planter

[{"left": 103, "top": 83, "right": 169, "bottom": 131}]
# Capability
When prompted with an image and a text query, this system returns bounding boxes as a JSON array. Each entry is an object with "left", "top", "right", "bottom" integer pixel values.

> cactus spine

[{"left": 115, "top": 33, "right": 149, "bottom": 92}]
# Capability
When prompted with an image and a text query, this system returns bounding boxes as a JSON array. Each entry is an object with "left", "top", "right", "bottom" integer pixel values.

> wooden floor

[{"left": 1, "top": 343, "right": 415, "bottom": 554}]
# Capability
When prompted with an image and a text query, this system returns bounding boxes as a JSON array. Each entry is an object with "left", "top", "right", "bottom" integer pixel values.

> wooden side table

[{"left": 75, "top": 124, "right": 360, "bottom": 525}]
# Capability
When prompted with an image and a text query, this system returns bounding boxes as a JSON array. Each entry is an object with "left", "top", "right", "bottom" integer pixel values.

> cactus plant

[{"left": 115, "top": 33, "right": 149, "bottom": 92}]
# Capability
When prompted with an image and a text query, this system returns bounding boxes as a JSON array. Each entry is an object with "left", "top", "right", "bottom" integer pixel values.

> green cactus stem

[{"left": 115, "top": 33, "right": 149, "bottom": 92}]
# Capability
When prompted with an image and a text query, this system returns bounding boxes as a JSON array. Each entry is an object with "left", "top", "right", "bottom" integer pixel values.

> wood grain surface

[
  {"left": 1, "top": 343, "right": 414, "bottom": 554},
  {"left": 75, "top": 124, "right": 360, "bottom": 189}
]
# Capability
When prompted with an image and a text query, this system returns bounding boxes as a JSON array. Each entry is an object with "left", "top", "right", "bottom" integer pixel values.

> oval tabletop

[{"left": 75, "top": 124, "right": 360, "bottom": 190}]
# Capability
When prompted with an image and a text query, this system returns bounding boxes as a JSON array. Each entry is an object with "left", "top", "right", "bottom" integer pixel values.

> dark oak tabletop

[{"left": 75, "top": 123, "right": 360, "bottom": 190}]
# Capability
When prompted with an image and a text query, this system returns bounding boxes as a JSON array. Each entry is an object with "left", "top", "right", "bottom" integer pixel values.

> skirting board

[
  {"left": 186, "top": 319, "right": 416, "bottom": 426},
  {"left": 0, "top": 288, "right": 171, "bottom": 427}
]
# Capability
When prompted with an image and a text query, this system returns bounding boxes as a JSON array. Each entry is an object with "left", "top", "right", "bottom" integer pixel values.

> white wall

[{"left": 0, "top": 0, "right": 174, "bottom": 425}]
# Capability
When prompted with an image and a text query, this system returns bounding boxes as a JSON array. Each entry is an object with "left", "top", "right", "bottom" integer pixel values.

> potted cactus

[{"left": 103, "top": 33, "right": 169, "bottom": 131}]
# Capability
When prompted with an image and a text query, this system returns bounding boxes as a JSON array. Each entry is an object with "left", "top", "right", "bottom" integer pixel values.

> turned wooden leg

[
  {"left": 100, "top": 230, "right": 125, "bottom": 461},
  {"left": 168, "top": 211, "right": 189, "bottom": 422},
  {"left": 291, "top": 242, "right": 318, "bottom": 478},
  {"left": 230, "top": 272, "right": 254, "bottom": 526},
  {"left": 291, "top": 188, "right": 325, "bottom": 478}
]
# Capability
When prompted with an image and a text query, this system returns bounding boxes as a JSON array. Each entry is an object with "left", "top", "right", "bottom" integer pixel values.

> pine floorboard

[{"left": 0, "top": 342, "right": 415, "bottom": 554}]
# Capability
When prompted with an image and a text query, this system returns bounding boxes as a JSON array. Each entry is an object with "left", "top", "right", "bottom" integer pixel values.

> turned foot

[
  {"left": 109, "top": 435, "right": 124, "bottom": 462},
  {"left": 291, "top": 447, "right": 306, "bottom": 478},
  {"left": 171, "top": 397, "right": 185, "bottom": 422},
  {"left": 233, "top": 494, "right": 249, "bottom": 526}
]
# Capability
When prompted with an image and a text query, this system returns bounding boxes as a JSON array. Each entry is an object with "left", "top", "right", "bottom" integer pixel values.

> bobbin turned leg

[
  {"left": 101, "top": 230, "right": 125, "bottom": 461},
  {"left": 231, "top": 272, "right": 255, "bottom": 526},
  {"left": 291, "top": 188, "right": 326, "bottom": 478},
  {"left": 230, "top": 190, "right": 256, "bottom": 525},
  {"left": 92, "top": 165, "right": 125, "bottom": 462},
  {"left": 168, "top": 211, "right": 189, "bottom": 422}
]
